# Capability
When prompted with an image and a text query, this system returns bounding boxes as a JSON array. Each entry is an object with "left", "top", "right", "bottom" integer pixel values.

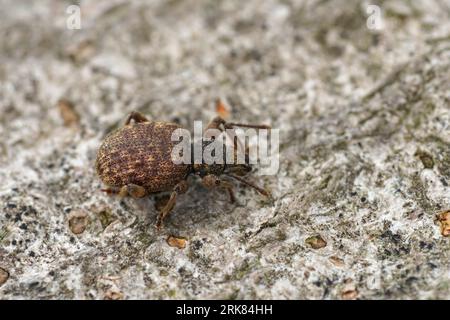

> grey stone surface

[{"left": 0, "top": 0, "right": 450, "bottom": 299}]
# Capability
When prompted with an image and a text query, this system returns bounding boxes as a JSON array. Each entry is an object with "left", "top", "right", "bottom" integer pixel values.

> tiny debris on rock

[
  {"left": 0, "top": 268, "right": 9, "bottom": 286},
  {"left": 167, "top": 235, "right": 187, "bottom": 249},
  {"left": 57, "top": 99, "right": 80, "bottom": 127},
  {"left": 438, "top": 210, "right": 450, "bottom": 237},
  {"left": 104, "top": 289, "right": 124, "bottom": 300},
  {"left": 306, "top": 235, "right": 327, "bottom": 249},
  {"left": 68, "top": 210, "right": 89, "bottom": 235}
]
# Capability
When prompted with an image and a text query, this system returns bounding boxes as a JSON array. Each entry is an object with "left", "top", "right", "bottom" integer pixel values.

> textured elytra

[{"left": 96, "top": 121, "right": 190, "bottom": 193}]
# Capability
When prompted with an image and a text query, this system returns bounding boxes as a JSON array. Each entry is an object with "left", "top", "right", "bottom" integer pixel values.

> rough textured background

[{"left": 0, "top": 0, "right": 450, "bottom": 300}]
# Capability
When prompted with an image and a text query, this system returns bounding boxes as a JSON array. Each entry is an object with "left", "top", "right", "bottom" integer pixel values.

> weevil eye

[{"left": 215, "top": 179, "right": 220, "bottom": 186}]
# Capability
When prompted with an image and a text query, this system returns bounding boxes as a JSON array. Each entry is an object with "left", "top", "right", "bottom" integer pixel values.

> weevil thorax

[
  {"left": 190, "top": 139, "right": 252, "bottom": 177},
  {"left": 192, "top": 163, "right": 224, "bottom": 177}
]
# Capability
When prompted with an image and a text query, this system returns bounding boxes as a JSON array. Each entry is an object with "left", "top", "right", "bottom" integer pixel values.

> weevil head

[
  {"left": 189, "top": 135, "right": 253, "bottom": 177},
  {"left": 191, "top": 162, "right": 252, "bottom": 177},
  {"left": 192, "top": 163, "right": 225, "bottom": 177}
]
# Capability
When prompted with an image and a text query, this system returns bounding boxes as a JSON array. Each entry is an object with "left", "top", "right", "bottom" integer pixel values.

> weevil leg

[
  {"left": 125, "top": 111, "right": 149, "bottom": 125},
  {"left": 206, "top": 116, "right": 245, "bottom": 157},
  {"left": 225, "top": 173, "right": 271, "bottom": 198},
  {"left": 101, "top": 187, "right": 120, "bottom": 195},
  {"left": 201, "top": 174, "right": 236, "bottom": 203},
  {"left": 154, "top": 194, "right": 171, "bottom": 212},
  {"left": 206, "top": 116, "right": 271, "bottom": 130},
  {"left": 224, "top": 181, "right": 236, "bottom": 203},
  {"left": 206, "top": 116, "right": 226, "bottom": 131},
  {"left": 156, "top": 180, "right": 189, "bottom": 230},
  {"left": 206, "top": 116, "right": 270, "bottom": 163},
  {"left": 118, "top": 184, "right": 147, "bottom": 199}
]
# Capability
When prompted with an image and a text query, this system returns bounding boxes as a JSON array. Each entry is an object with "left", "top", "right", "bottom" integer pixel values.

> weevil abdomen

[{"left": 96, "top": 121, "right": 190, "bottom": 193}]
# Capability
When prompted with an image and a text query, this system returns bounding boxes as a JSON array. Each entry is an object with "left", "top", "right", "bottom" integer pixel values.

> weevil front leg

[
  {"left": 125, "top": 111, "right": 149, "bottom": 125},
  {"left": 206, "top": 116, "right": 245, "bottom": 157},
  {"left": 206, "top": 116, "right": 270, "bottom": 162},
  {"left": 206, "top": 116, "right": 270, "bottom": 131},
  {"left": 156, "top": 180, "right": 189, "bottom": 230},
  {"left": 201, "top": 174, "right": 236, "bottom": 203}
]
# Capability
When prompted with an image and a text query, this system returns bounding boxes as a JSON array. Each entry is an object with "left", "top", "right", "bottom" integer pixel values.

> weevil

[{"left": 96, "top": 111, "right": 270, "bottom": 230}]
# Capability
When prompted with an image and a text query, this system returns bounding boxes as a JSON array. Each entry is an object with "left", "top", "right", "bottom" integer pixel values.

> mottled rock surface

[{"left": 1, "top": 0, "right": 450, "bottom": 299}]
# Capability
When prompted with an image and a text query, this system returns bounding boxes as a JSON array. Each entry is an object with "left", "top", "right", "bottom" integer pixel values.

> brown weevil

[{"left": 96, "top": 110, "right": 270, "bottom": 230}]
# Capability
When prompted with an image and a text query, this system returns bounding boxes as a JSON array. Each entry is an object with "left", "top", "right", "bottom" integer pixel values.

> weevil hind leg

[
  {"left": 101, "top": 187, "right": 120, "bottom": 195},
  {"left": 155, "top": 180, "right": 189, "bottom": 230},
  {"left": 120, "top": 184, "right": 147, "bottom": 199},
  {"left": 102, "top": 184, "right": 146, "bottom": 199},
  {"left": 125, "top": 111, "right": 150, "bottom": 125}
]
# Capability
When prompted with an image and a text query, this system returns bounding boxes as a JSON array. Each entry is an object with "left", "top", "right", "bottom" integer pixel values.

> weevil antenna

[
  {"left": 225, "top": 173, "right": 270, "bottom": 197},
  {"left": 224, "top": 123, "right": 271, "bottom": 129}
]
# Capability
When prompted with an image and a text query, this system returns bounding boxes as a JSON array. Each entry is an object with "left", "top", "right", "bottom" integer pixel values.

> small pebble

[
  {"left": 58, "top": 98, "right": 80, "bottom": 127},
  {"left": 167, "top": 235, "right": 187, "bottom": 249},
  {"left": 438, "top": 210, "right": 450, "bottom": 237},
  {"left": 329, "top": 256, "right": 344, "bottom": 267},
  {"left": 104, "top": 289, "right": 124, "bottom": 300},
  {"left": 68, "top": 210, "right": 89, "bottom": 234},
  {"left": 341, "top": 279, "right": 358, "bottom": 300},
  {"left": 0, "top": 268, "right": 9, "bottom": 286},
  {"left": 306, "top": 235, "right": 327, "bottom": 249}
]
